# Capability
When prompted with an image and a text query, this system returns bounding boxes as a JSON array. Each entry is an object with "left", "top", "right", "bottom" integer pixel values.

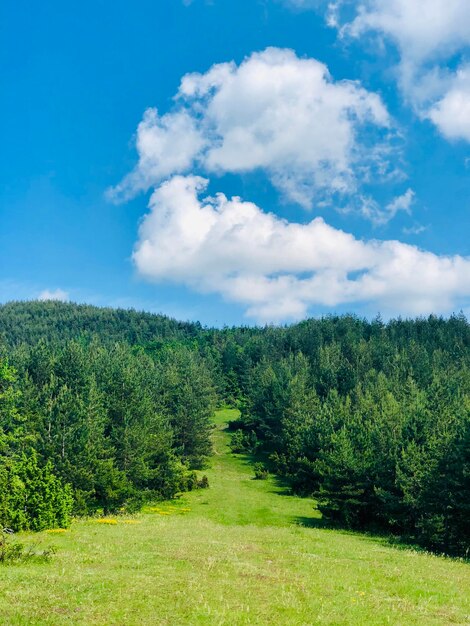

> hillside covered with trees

[{"left": 0, "top": 301, "right": 469, "bottom": 556}]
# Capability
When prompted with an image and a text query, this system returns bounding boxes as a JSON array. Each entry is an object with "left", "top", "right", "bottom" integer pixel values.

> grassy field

[{"left": 1, "top": 408, "right": 469, "bottom": 625}]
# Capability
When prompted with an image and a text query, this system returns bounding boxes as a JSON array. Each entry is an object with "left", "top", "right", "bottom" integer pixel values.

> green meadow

[{"left": 1, "top": 409, "right": 469, "bottom": 626}]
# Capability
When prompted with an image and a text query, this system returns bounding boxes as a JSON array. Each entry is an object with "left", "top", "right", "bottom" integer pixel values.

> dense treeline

[
  {"left": 228, "top": 314, "right": 470, "bottom": 556},
  {"left": 0, "top": 300, "right": 202, "bottom": 347},
  {"left": 0, "top": 304, "right": 216, "bottom": 529},
  {"left": 0, "top": 302, "right": 469, "bottom": 556}
]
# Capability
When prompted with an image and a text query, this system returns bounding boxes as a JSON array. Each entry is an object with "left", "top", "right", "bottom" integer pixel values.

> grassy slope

[{"left": 1, "top": 409, "right": 469, "bottom": 625}]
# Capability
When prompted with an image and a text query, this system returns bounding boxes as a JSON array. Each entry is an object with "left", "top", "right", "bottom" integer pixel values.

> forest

[{"left": 0, "top": 300, "right": 469, "bottom": 556}]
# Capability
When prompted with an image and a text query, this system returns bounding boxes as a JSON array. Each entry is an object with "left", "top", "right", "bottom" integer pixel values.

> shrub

[
  {"left": 230, "top": 429, "right": 259, "bottom": 454},
  {"left": 185, "top": 471, "right": 199, "bottom": 491},
  {"left": 253, "top": 463, "right": 269, "bottom": 480},
  {"left": 0, "top": 528, "right": 55, "bottom": 565},
  {"left": 198, "top": 475, "right": 209, "bottom": 489}
]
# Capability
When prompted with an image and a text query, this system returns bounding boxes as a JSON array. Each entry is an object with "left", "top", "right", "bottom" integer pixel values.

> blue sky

[{"left": 1, "top": 0, "right": 469, "bottom": 325}]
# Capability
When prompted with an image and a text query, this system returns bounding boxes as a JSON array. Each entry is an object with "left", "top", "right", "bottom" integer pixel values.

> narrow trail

[{"left": 188, "top": 408, "right": 319, "bottom": 529}]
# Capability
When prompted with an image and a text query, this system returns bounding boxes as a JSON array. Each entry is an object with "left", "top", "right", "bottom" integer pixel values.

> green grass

[{"left": 1, "top": 408, "right": 469, "bottom": 625}]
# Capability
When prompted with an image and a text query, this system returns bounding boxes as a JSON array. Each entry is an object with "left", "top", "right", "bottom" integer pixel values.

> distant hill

[{"left": 0, "top": 300, "right": 204, "bottom": 347}]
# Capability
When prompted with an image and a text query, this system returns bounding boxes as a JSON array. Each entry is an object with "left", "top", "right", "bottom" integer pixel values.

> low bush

[
  {"left": 230, "top": 429, "right": 259, "bottom": 454},
  {"left": 253, "top": 463, "right": 269, "bottom": 480},
  {"left": 198, "top": 475, "right": 209, "bottom": 489},
  {"left": 0, "top": 528, "right": 55, "bottom": 565}
]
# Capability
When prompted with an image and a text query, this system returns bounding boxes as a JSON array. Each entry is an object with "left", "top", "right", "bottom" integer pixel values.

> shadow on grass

[
  {"left": 292, "top": 515, "right": 470, "bottom": 561},
  {"left": 292, "top": 515, "right": 330, "bottom": 529},
  {"left": 222, "top": 423, "right": 470, "bottom": 561}
]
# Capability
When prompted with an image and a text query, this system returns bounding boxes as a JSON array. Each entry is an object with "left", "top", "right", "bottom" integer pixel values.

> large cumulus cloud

[
  {"left": 109, "top": 47, "right": 394, "bottom": 209},
  {"left": 134, "top": 175, "right": 470, "bottom": 321}
]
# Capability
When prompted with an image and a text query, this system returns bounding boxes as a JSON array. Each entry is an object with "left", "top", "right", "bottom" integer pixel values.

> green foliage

[
  {"left": 231, "top": 314, "right": 470, "bottom": 556},
  {"left": 0, "top": 528, "right": 55, "bottom": 565},
  {"left": 0, "top": 332, "right": 217, "bottom": 518},
  {"left": 0, "top": 303, "right": 220, "bottom": 521},
  {"left": 153, "top": 344, "right": 216, "bottom": 469},
  {"left": 253, "top": 462, "right": 269, "bottom": 480},
  {"left": 198, "top": 474, "right": 209, "bottom": 489},
  {"left": 0, "top": 357, "right": 73, "bottom": 532},
  {"left": 1, "top": 410, "right": 469, "bottom": 625},
  {"left": 229, "top": 429, "right": 259, "bottom": 454},
  {"left": 0, "top": 302, "right": 469, "bottom": 555},
  {"left": 0, "top": 530, "right": 24, "bottom": 564},
  {"left": 0, "top": 300, "right": 200, "bottom": 348},
  {"left": 0, "top": 453, "right": 73, "bottom": 532}
]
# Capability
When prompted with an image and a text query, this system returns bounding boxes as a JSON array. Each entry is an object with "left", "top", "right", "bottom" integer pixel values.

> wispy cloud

[
  {"left": 403, "top": 223, "right": 428, "bottom": 236},
  {"left": 358, "top": 188, "right": 414, "bottom": 226}
]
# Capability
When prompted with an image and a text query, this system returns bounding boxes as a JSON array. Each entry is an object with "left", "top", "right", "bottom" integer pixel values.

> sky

[{"left": 1, "top": 0, "right": 470, "bottom": 326}]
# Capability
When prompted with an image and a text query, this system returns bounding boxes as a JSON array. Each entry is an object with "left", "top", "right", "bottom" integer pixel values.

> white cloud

[
  {"left": 336, "top": 0, "right": 470, "bottom": 67},
  {"left": 133, "top": 175, "right": 470, "bottom": 322},
  {"left": 428, "top": 65, "right": 470, "bottom": 141},
  {"left": 358, "top": 188, "right": 414, "bottom": 226},
  {"left": 326, "top": 0, "right": 470, "bottom": 140},
  {"left": 38, "top": 288, "right": 69, "bottom": 302},
  {"left": 109, "top": 48, "right": 394, "bottom": 209},
  {"left": 403, "top": 223, "right": 428, "bottom": 236},
  {"left": 107, "top": 109, "right": 206, "bottom": 202}
]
